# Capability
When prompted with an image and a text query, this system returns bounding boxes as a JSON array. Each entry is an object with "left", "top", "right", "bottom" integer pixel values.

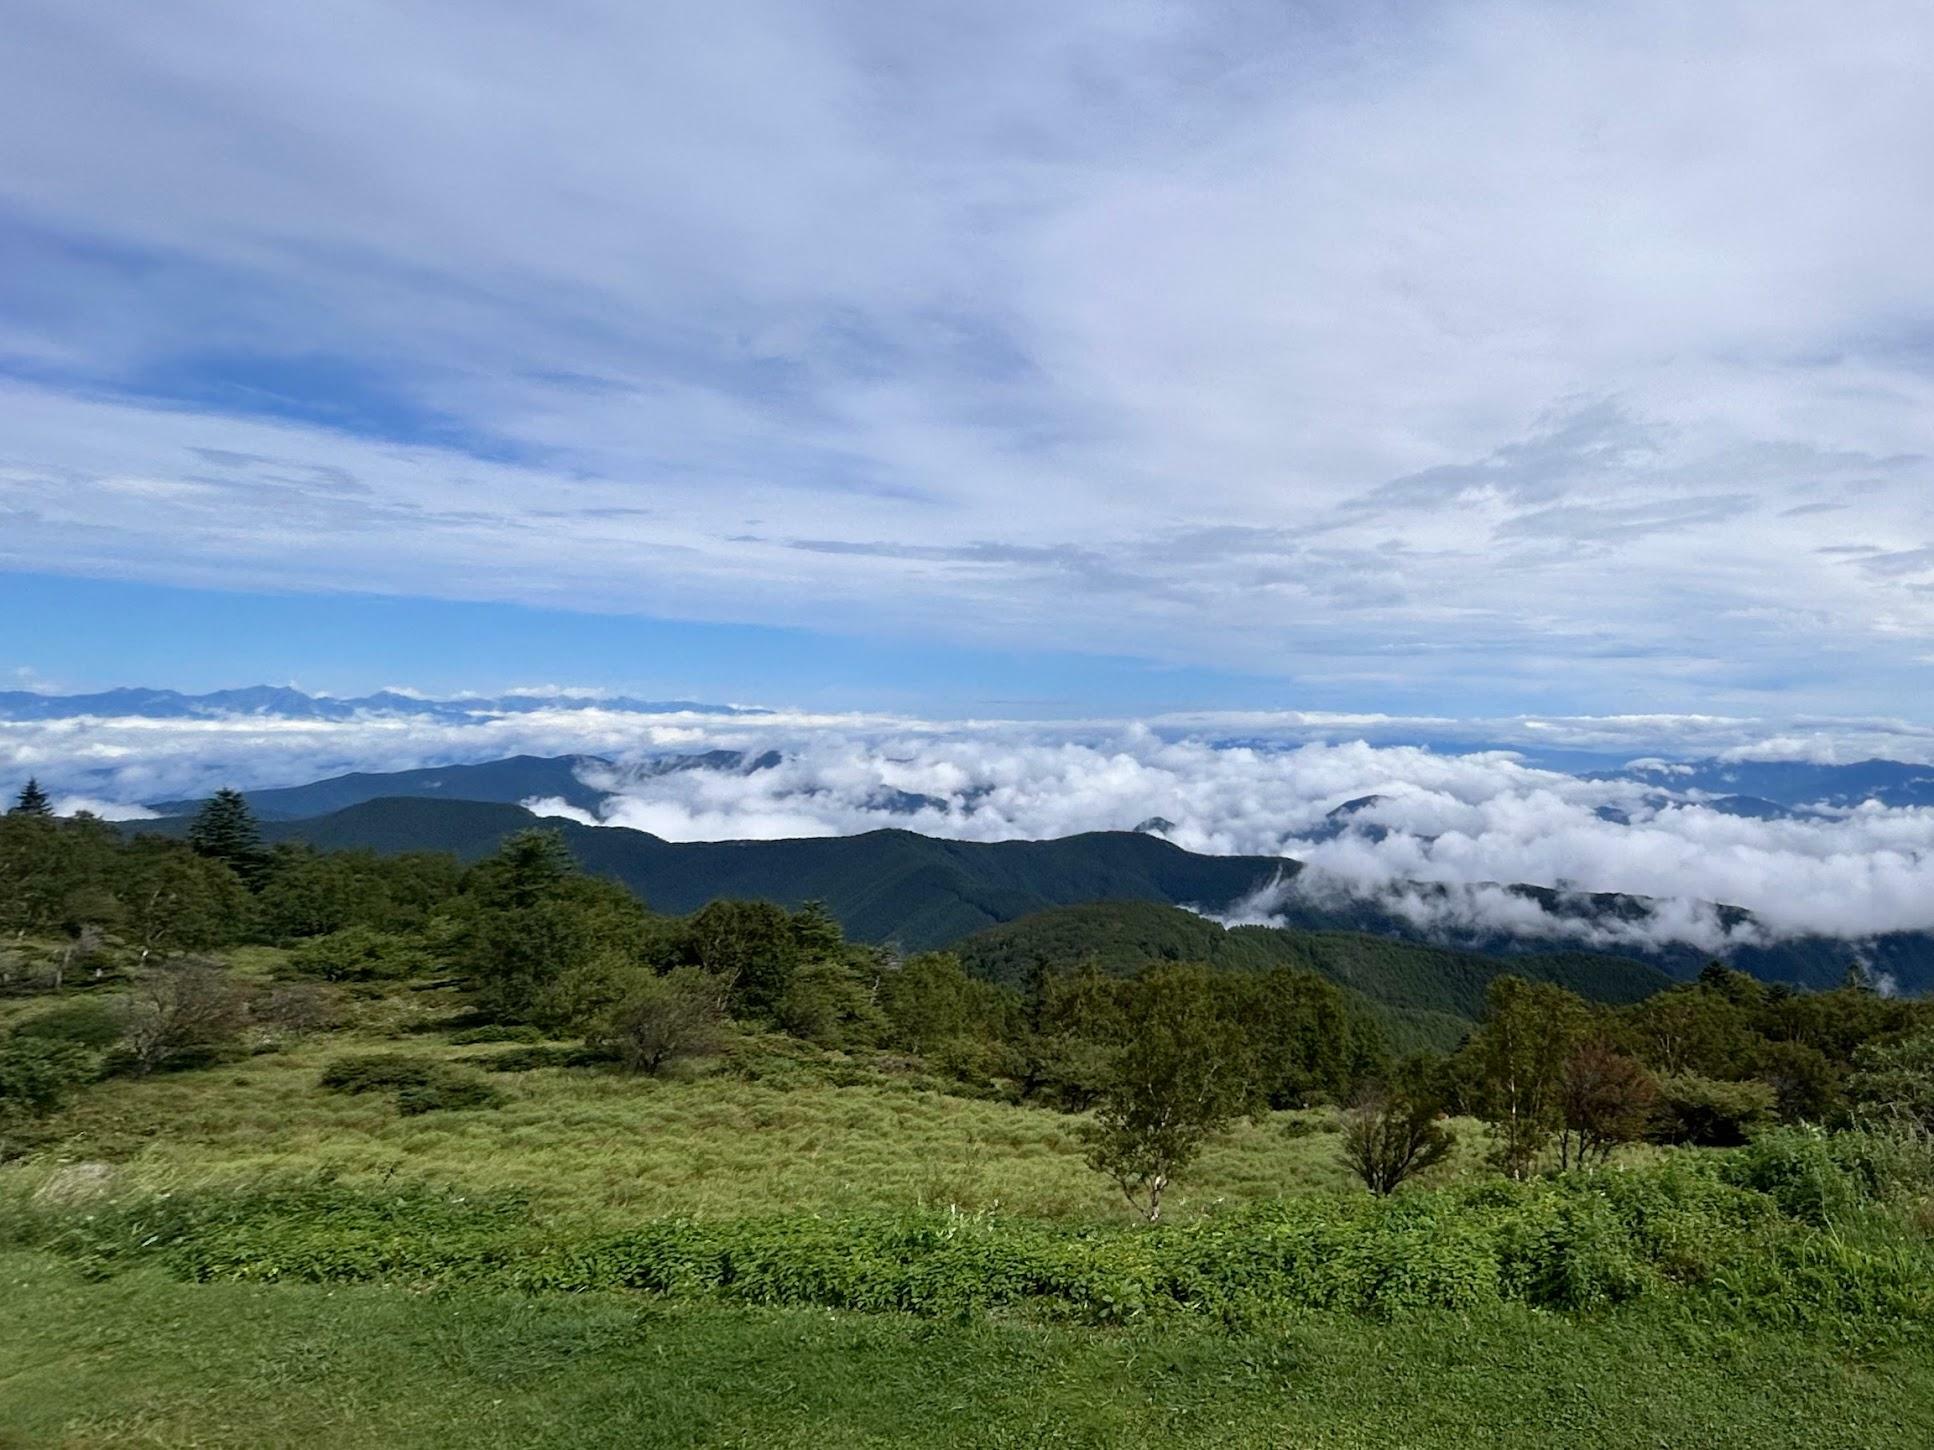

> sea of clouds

[{"left": 6, "top": 700, "right": 1934, "bottom": 951}]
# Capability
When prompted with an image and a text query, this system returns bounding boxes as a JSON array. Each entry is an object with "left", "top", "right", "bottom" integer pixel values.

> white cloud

[
  {"left": 9, "top": 700, "right": 1932, "bottom": 947},
  {"left": 50, "top": 795, "right": 158, "bottom": 822},
  {"left": 0, "top": 3, "right": 1931, "bottom": 712}
]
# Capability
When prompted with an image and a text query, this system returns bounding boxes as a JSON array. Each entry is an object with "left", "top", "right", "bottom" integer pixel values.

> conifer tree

[
  {"left": 188, "top": 788, "right": 269, "bottom": 888},
  {"left": 8, "top": 778, "right": 53, "bottom": 817}
]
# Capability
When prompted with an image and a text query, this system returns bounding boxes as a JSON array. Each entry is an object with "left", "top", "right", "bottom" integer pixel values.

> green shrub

[
  {"left": 479, "top": 1044, "right": 605, "bottom": 1073},
  {"left": 11, "top": 1001, "right": 123, "bottom": 1050},
  {"left": 24, "top": 1154, "right": 1919, "bottom": 1332},
  {"left": 1725, "top": 1127, "right": 1867, "bottom": 1224},
  {"left": 1847, "top": 1032, "right": 1934, "bottom": 1134},
  {"left": 396, "top": 1075, "right": 504, "bottom": 1115},
  {"left": 287, "top": 927, "right": 432, "bottom": 983},
  {"left": 1651, "top": 1074, "right": 1777, "bottom": 1146},
  {"left": 0, "top": 1035, "right": 98, "bottom": 1120},
  {"left": 1726, "top": 1124, "right": 1934, "bottom": 1225},
  {"left": 318, "top": 1053, "right": 443, "bottom": 1094},
  {"left": 448, "top": 1024, "right": 543, "bottom": 1046},
  {"left": 318, "top": 1053, "right": 502, "bottom": 1114}
]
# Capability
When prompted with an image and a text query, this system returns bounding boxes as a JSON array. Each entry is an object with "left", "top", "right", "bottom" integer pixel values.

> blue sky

[
  {"left": 2, "top": 1, "right": 1932, "bottom": 720},
  {"left": 0, "top": 570, "right": 1300, "bottom": 717}
]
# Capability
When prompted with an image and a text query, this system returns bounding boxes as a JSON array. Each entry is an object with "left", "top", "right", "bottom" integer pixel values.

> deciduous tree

[
  {"left": 591, "top": 967, "right": 729, "bottom": 1075},
  {"left": 1081, "top": 965, "right": 1255, "bottom": 1222},
  {"left": 1557, "top": 1041, "right": 1657, "bottom": 1170},
  {"left": 1340, "top": 1084, "right": 1455, "bottom": 1195}
]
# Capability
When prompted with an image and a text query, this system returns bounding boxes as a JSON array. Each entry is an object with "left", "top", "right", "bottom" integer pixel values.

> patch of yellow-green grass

[
  {"left": 8, "top": 1013, "right": 1508, "bottom": 1225},
  {"left": 6, "top": 972, "right": 1512, "bottom": 1225},
  {"left": 219, "top": 943, "right": 296, "bottom": 979}
]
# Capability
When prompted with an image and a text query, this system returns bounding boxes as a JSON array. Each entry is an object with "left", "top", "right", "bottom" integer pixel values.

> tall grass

[{"left": 16, "top": 1021, "right": 1412, "bottom": 1221}]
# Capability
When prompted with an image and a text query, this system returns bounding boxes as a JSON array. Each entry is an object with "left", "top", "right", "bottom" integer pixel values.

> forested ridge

[{"left": 128, "top": 791, "right": 1934, "bottom": 991}]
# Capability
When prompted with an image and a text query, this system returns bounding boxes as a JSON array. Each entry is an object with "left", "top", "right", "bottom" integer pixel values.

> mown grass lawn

[{"left": 4, "top": 1250, "right": 1930, "bottom": 1450}]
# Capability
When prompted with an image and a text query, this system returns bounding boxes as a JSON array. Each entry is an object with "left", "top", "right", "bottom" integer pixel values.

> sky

[{"left": 3, "top": 1, "right": 1933, "bottom": 720}]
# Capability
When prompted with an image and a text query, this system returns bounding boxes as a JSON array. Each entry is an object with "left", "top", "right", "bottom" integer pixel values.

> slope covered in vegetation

[
  {"left": 952, "top": 899, "right": 1674, "bottom": 1049},
  {"left": 10, "top": 793, "right": 1934, "bottom": 1446},
  {"left": 128, "top": 793, "right": 1934, "bottom": 990}
]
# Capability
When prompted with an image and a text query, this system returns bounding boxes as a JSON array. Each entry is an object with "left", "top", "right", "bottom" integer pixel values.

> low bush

[
  {"left": 448, "top": 1025, "right": 543, "bottom": 1046},
  {"left": 318, "top": 1053, "right": 444, "bottom": 1094},
  {"left": 0, "top": 1035, "right": 99, "bottom": 1121},
  {"left": 478, "top": 1044, "right": 605, "bottom": 1073},
  {"left": 396, "top": 1075, "right": 504, "bottom": 1115},
  {"left": 317, "top": 1053, "right": 502, "bottom": 1114},
  {"left": 11, "top": 1001, "right": 123, "bottom": 1050},
  {"left": 111, "top": 960, "right": 250, "bottom": 1076},
  {"left": 286, "top": 927, "right": 433, "bottom": 983},
  {"left": 1651, "top": 1074, "right": 1777, "bottom": 1146},
  {"left": 1724, "top": 1125, "right": 1934, "bottom": 1225}
]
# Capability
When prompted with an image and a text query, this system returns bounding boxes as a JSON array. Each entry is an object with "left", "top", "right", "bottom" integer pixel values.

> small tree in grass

[
  {"left": 1557, "top": 1041, "right": 1657, "bottom": 1170},
  {"left": 0, "top": 1036, "right": 96, "bottom": 1123},
  {"left": 592, "top": 967, "right": 730, "bottom": 1075},
  {"left": 1340, "top": 1084, "right": 1456, "bottom": 1196},
  {"left": 1081, "top": 965, "right": 1253, "bottom": 1223},
  {"left": 1468, "top": 977, "right": 1587, "bottom": 1179},
  {"left": 114, "top": 959, "right": 249, "bottom": 1074}
]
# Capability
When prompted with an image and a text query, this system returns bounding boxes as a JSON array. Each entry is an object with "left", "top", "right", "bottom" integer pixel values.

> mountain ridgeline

[{"left": 130, "top": 790, "right": 1934, "bottom": 998}]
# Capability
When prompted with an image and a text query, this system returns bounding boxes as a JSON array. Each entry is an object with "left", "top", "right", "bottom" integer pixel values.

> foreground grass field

[
  {"left": 8, "top": 957, "right": 1934, "bottom": 1448},
  {"left": 7, "top": 1251, "right": 1933, "bottom": 1449}
]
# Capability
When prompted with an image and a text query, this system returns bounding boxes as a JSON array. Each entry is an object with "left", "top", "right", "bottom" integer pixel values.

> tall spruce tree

[
  {"left": 188, "top": 788, "right": 269, "bottom": 888},
  {"left": 8, "top": 778, "right": 53, "bottom": 817}
]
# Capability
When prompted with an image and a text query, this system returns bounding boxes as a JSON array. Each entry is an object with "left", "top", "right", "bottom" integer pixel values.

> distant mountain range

[
  {"left": 0, "top": 686, "right": 764, "bottom": 723},
  {"left": 148, "top": 754, "right": 618, "bottom": 821},
  {"left": 1603, "top": 758, "right": 1934, "bottom": 811},
  {"left": 144, "top": 750, "right": 786, "bottom": 820},
  {"left": 142, "top": 743, "right": 1934, "bottom": 834}
]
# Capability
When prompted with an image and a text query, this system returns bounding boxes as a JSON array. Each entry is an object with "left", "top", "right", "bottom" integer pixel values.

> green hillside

[
  {"left": 171, "top": 798, "right": 1300, "bottom": 949},
  {"left": 951, "top": 900, "right": 1674, "bottom": 1051},
  {"left": 129, "top": 795, "right": 1934, "bottom": 992}
]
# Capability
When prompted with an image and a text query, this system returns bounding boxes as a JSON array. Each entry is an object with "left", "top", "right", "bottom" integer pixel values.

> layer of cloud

[
  {"left": 1, "top": 3, "right": 1933, "bottom": 714},
  {"left": 7, "top": 701, "right": 1933, "bottom": 948}
]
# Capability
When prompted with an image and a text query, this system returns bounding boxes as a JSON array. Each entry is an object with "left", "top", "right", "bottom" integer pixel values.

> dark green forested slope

[
  {"left": 950, "top": 900, "right": 1674, "bottom": 1050},
  {"left": 132, "top": 796, "right": 1934, "bottom": 992},
  {"left": 187, "top": 797, "right": 1295, "bottom": 948}
]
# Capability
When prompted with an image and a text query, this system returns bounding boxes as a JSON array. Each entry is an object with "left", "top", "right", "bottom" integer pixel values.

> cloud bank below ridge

[{"left": 6, "top": 692, "right": 1928, "bottom": 951}]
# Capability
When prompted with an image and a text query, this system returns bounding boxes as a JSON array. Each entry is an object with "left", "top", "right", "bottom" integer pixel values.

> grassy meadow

[
  {"left": 8, "top": 964, "right": 1389, "bottom": 1222},
  {"left": 6, "top": 946, "right": 1934, "bottom": 1447}
]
